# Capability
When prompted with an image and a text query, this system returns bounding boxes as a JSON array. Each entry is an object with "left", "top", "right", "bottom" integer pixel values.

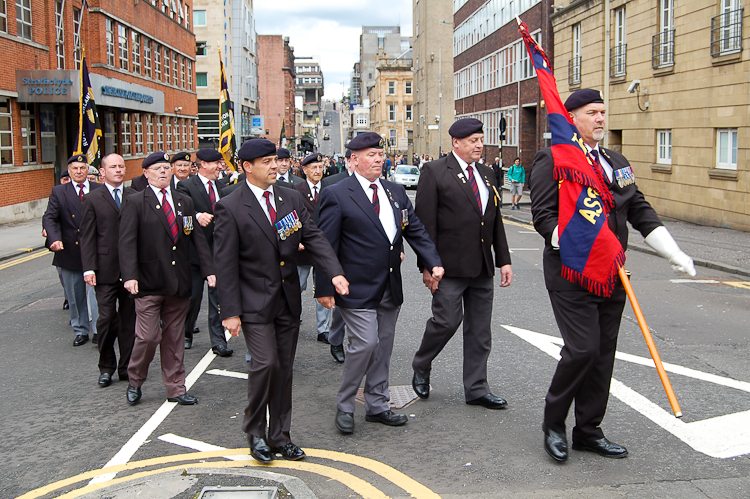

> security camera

[{"left": 627, "top": 80, "right": 641, "bottom": 94}]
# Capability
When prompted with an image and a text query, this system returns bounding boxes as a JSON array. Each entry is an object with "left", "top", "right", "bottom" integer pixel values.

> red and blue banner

[{"left": 518, "top": 19, "right": 624, "bottom": 297}]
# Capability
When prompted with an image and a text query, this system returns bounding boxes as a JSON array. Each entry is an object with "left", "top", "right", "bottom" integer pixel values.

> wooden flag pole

[{"left": 618, "top": 266, "right": 682, "bottom": 418}]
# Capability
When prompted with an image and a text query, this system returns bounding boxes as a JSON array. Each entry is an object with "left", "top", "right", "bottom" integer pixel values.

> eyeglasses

[{"left": 148, "top": 165, "right": 173, "bottom": 172}]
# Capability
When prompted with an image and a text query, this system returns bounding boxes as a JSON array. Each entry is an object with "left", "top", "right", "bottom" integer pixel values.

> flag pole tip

[
  {"left": 675, "top": 411, "right": 683, "bottom": 418},
  {"left": 516, "top": 16, "right": 522, "bottom": 25}
]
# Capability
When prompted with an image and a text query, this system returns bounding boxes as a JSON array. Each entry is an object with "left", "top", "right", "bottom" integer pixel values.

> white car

[{"left": 389, "top": 165, "right": 420, "bottom": 189}]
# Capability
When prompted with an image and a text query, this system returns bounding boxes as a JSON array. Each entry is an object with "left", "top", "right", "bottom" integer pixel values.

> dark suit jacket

[
  {"left": 277, "top": 173, "right": 303, "bottom": 185},
  {"left": 130, "top": 174, "right": 149, "bottom": 191},
  {"left": 119, "top": 186, "right": 214, "bottom": 298},
  {"left": 213, "top": 183, "right": 343, "bottom": 323},
  {"left": 176, "top": 175, "right": 220, "bottom": 265},
  {"left": 79, "top": 185, "right": 132, "bottom": 284},
  {"left": 320, "top": 170, "right": 349, "bottom": 188},
  {"left": 294, "top": 180, "right": 323, "bottom": 265},
  {"left": 530, "top": 146, "right": 662, "bottom": 291},
  {"left": 43, "top": 182, "right": 104, "bottom": 271},
  {"left": 415, "top": 153, "right": 511, "bottom": 278},
  {"left": 315, "top": 175, "right": 442, "bottom": 309}
]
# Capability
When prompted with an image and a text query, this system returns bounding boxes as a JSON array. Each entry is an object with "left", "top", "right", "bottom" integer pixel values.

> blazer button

[
  {"left": 77, "top": 229, "right": 80, "bottom": 232},
  {"left": 481, "top": 222, "right": 484, "bottom": 226},
  {"left": 75, "top": 241, "right": 79, "bottom": 245},
  {"left": 389, "top": 267, "right": 393, "bottom": 272},
  {"left": 481, "top": 238, "right": 484, "bottom": 242},
  {"left": 280, "top": 261, "right": 285, "bottom": 266},
  {"left": 172, "top": 246, "right": 176, "bottom": 250},
  {"left": 390, "top": 245, "right": 393, "bottom": 250},
  {"left": 171, "top": 261, "right": 176, "bottom": 265},
  {"left": 72, "top": 214, "right": 75, "bottom": 218},
  {"left": 282, "top": 279, "right": 285, "bottom": 283}
]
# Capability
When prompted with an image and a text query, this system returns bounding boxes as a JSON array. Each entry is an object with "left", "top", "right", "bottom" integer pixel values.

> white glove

[
  {"left": 644, "top": 226, "right": 696, "bottom": 276},
  {"left": 551, "top": 225, "right": 559, "bottom": 250}
]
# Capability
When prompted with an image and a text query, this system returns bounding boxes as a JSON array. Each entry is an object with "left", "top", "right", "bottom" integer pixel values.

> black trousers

[
  {"left": 95, "top": 282, "right": 136, "bottom": 377},
  {"left": 184, "top": 265, "right": 225, "bottom": 348},
  {"left": 241, "top": 298, "right": 299, "bottom": 447},
  {"left": 544, "top": 287, "right": 626, "bottom": 441}
]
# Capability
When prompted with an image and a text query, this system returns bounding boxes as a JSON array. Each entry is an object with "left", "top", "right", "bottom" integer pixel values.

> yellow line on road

[
  {"left": 724, "top": 281, "right": 750, "bottom": 290},
  {"left": 0, "top": 250, "right": 50, "bottom": 271},
  {"left": 503, "top": 217, "right": 534, "bottom": 229}
]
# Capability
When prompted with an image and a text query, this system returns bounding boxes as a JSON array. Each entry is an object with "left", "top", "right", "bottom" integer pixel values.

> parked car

[
  {"left": 323, "top": 118, "right": 330, "bottom": 126},
  {"left": 389, "top": 165, "right": 420, "bottom": 189}
]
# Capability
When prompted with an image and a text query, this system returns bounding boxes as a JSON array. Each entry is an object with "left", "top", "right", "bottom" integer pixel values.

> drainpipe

[{"left": 603, "top": 0, "right": 611, "bottom": 148}]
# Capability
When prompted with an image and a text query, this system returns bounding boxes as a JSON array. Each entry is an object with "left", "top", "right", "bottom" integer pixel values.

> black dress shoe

[
  {"left": 248, "top": 435, "right": 273, "bottom": 463},
  {"left": 271, "top": 442, "right": 306, "bottom": 461},
  {"left": 73, "top": 335, "right": 89, "bottom": 347},
  {"left": 167, "top": 393, "right": 198, "bottom": 405},
  {"left": 330, "top": 344, "right": 345, "bottom": 363},
  {"left": 466, "top": 393, "right": 507, "bottom": 409},
  {"left": 317, "top": 331, "right": 330, "bottom": 344},
  {"left": 543, "top": 423, "right": 568, "bottom": 462},
  {"left": 193, "top": 326, "right": 200, "bottom": 334},
  {"left": 98, "top": 373, "right": 112, "bottom": 387},
  {"left": 412, "top": 372, "right": 430, "bottom": 399},
  {"left": 572, "top": 437, "right": 628, "bottom": 458},
  {"left": 184, "top": 336, "right": 193, "bottom": 350},
  {"left": 365, "top": 410, "right": 408, "bottom": 426},
  {"left": 92, "top": 333, "right": 98, "bottom": 345},
  {"left": 335, "top": 409, "right": 354, "bottom": 434},
  {"left": 126, "top": 384, "right": 142, "bottom": 405},
  {"left": 63, "top": 299, "right": 69, "bottom": 310},
  {"left": 212, "top": 345, "right": 234, "bottom": 357}
]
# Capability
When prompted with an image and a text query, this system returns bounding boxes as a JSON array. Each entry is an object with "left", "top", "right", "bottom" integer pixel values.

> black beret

[
  {"left": 67, "top": 154, "right": 87, "bottom": 165},
  {"left": 347, "top": 132, "right": 384, "bottom": 151},
  {"left": 142, "top": 151, "right": 171, "bottom": 169},
  {"left": 345, "top": 148, "right": 352, "bottom": 158},
  {"left": 564, "top": 88, "right": 604, "bottom": 112},
  {"left": 301, "top": 153, "right": 323, "bottom": 166},
  {"left": 238, "top": 139, "right": 276, "bottom": 162},
  {"left": 196, "top": 149, "right": 223, "bottom": 162},
  {"left": 276, "top": 148, "right": 291, "bottom": 159},
  {"left": 170, "top": 151, "right": 192, "bottom": 163},
  {"left": 60, "top": 170, "right": 70, "bottom": 179},
  {"left": 448, "top": 118, "right": 484, "bottom": 138}
]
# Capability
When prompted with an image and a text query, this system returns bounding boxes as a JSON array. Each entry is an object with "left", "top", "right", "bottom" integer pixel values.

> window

[
  {"left": 182, "top": 121, "right": 187, "bottom": 149},
  {"left": 121, "top": 113, "right": 131, "bottom": 156},
  {"left": 118, "top": 25, "right": 129, "bottom": 70},
  {"left": 187, "top": 60, "right": 193, "bottom": 89},
  {"left": 194, "top": 10, "right": 206, "bottom": 26},
  {"left": 196, "top": 41, "right": 207, "bottom": 56},
  {"left": 134, "top": 113, "right": 143, "bottom": 154},
  {"left": 405, "top": 81, "right": 412, "bottom": 95},
  {"left": 0, "top": 0, "right": 7, "bottom": 33},
  {"left": 653, "top": 0, "right": 675, "bottom": 67},
  {"left": 388, "top": 81, "right": 396, "bottom": 95},
  {"left": 154, "top": 44, "right": 162, "bottom": 80},
  {"left": 185, "top": 4, "right": 190, "bottom": 30},
  {"left": 405, "top": 104, "right": 413, "bottom": 121},
  {"left": 157, "top": 119, "right": 163, "bottom": 150},
  {"left": 165, "top": 118, "right": 172, "bottom": 151},
  {"left": 164, "top": 49, "right": 171, "bottom": 83},
  {"left": 711, "top": 0, "right": 743, "bottom": 56},
  {"left": 73, "top": 8, "right": 82, "bottom": 69},
  {"left": 188, "top": 121, "right": 194, "bottom": 149},
  {"left": 180, "top": 57, "right": 186, "bottom": 88},
  {"left": 0, "top": 98, "right": 12, "bottom": 166},
  {"left": 172, "top": 118, "right": 179, "bottom": 150},
  {"left": 106, "top": 19, "right": 115, "bottom": 66},
  {"left": 16, "top": 0, "right": 31, "bottom": 39},
  {"left": 356, "top": 113, "right": 367, "bottom": 126},
  {"left": 657, "top": 129, "right": 672, "bottom": 164},
  {"left": 388, "top": 104, "right": 395, "bottom": 121},
  {"left": 144, "top": 38, "right": 152, "bottom": 78},
  {"left": 146, "top": 115, "right": 154, "bottom": 151},
  {"left": 389, "top": 129, "right": 397, "bottom": 146},
  {"left": 132, "top": 32, "right": 141, "bottom": 74},
  {"left": 55, "top": 0, "right": 65, "bottom": 69},
  {"left": 196, "top": 72, "right": 208, "bottom": 87},
  {"left": 569, "top": 23, "right": 582, "bottom": 85},
  {"left": 611, "top": 7, "right": 627, "bottom": 77},
  {"left": 173, "top": 54, "right": 178, "bottom": 86},
  {"left": 502, "top": 107, "right": 518, "bottom": 146},
  {"left": 20, "top": 103, "right": 36, "bottom": 164},
  {"left": 716, "top": 129, "right": 738, "bottom": 170}
]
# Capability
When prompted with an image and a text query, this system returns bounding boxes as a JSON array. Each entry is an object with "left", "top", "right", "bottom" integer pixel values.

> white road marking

[
  {"left": 509, "top": 248, "right": 539, "bottom": 252},
  {"left": 207, "top": 368, "right": 248, "bottom": 380},
  {"left": 503, "top": 325, "right": 750, "bottom": 458},
  {"left": 159, "top": 433, "right": 252, "bottom": 461},
  {"left": 518, "top": 230, "right": 538, "bottom": 234},
  {"left": 670, "top": 279, "right": 721, "bottom": 284},
  {"left": 89, "top": 348, "right": 219, "bottom": 484}
]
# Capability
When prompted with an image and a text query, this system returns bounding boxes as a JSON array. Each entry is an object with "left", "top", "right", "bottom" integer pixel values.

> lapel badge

[
  {"left": 183, "top": 216, "right": 193, "bottom": 235},
  {"left": 156, "top": 204, "right": 161, "bottom": 210},
  {"left": 457, "top": 172, "right": 466, "bottom": 183}
]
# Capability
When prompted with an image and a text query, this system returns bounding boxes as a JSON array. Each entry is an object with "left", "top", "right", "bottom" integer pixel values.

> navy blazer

[
  {"left": 43, "top": 181, "right": 104, "bottom": 271},
  {"left": 315, "top": 175, "right": 442, "bottom": 309}
]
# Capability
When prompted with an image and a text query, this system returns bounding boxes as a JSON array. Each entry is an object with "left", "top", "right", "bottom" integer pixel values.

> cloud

[{"left": 254, "top": 0, "right": 413, "bottom": 99}]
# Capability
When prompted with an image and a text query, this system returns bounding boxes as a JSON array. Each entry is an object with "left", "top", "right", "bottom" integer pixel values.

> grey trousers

[
  {"left": 59, "top": 267, "right": 89, "bottom": 336},
  {"left": 412, "top": 274, "right": 494, "bottom": 400},
  {"left": 298, "top": 265, "right": 332, "bottom": 335},
  {"left": 337, "top": 286, "right": 400, "bottom": 415},
  {"left": 328, "top": 307, "right": 346, "bottom": 347}
]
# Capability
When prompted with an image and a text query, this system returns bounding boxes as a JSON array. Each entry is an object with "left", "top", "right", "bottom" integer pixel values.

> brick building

[
  {"left": 1, "top": 0, "right": 198, "bottom": 223},
  {"left": 257, "top": 35, "right": 296, "bottom": 148},
  {"left": 453, "top": 0, "right": 552, "bottom": 178}
]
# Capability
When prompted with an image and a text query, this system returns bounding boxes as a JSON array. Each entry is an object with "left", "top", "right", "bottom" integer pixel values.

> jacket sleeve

[
  {"left": 79, "top": 195, "right": 98, "bottom": 273},
  {"left": 414, "top": 164, "right": 439, "bottom": 271},
  {"left": 213, "top": 200, "right": 242, "bottom": 319},
  {"left": 185, "top": 197, "right": 214, "bottom": 278},
  {"left": 493, "top": 204, "right": 512, "bottom": 268},
  {"left": 529, "top": 149, "right": 558, "bottom": 247},
  {"left": 118, "top": 196, "right": 140, "bottom": 282},
  {"left": 42, "top": 188, "right": 62, "bottom": 244},
  {"left": 314, "top": 188, "right": 343, "bottom": 298},
  {"left": 401, "top": 189, "right": 442, "bottom": 270}
]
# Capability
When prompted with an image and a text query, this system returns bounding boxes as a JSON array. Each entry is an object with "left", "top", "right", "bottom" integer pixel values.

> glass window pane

[{"left": 719, "top": 131, "right": 728, "bottom": 163}]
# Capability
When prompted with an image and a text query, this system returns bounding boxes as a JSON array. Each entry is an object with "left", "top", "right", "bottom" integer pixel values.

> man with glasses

[
  {"left": 119, "top": 152, "right": 215, "bottom": 406},
  {"left": 43, "top": 155, "right": 104, "bottom": 346}
]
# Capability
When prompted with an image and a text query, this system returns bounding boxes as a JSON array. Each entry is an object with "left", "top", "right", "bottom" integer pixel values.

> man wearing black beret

[
  {"left": 170, "top": 152, "right": 193, "bottom": 189},
  {"left": 411, "top": 118, "right": 513, "bottom": 410},
  {"left": 213, "top": 138, "right": 348, "bottom": 463},
  {"left": 531, "top": 88, "right": 695, "bottom": 462},
  {"left": 276, "top": 148, "right": 303, "bottom": 187}
]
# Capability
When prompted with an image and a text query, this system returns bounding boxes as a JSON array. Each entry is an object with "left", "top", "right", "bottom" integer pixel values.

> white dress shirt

[
  {"left": 196, "top": 173, "right": 220, "bottom": 217},
  {"left": 453, "top": 151, "right": 489, "bottom": 214},
  {"left": 105, "top": 182, "right": 123, "bottom": 204},
  {"left": 150, "top": 184, "right": 175, "bottom": 212},
  {"left": 354, "top": 172, "right": 397, "bottom": 243},
  {"left": 307, "top": 179, "right": 320, "bottom": 201},
  {"left": 74, "top": 179, "right": 91, "bottom": 197},
  {"left": 246, "top": 180, "right": 277, "bottom": 225}
]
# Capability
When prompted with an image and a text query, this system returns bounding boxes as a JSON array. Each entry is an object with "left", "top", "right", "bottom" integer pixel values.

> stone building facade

[{"left": 369, "top": 52, "right": 414, "bottom": 159}]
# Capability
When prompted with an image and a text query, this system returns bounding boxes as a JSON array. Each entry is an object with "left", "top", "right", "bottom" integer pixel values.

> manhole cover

[
  {"left": 197, "top": 487, "right": 277, "bottom": 498},
  {"left": 356, "top": 384, "right": 425, "bottom": 409},
  {"left": 14, "top": 297, "right": 65, "bottom": 313}
]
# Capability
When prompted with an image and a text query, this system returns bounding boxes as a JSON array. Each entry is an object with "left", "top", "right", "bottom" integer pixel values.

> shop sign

[{"left": 16, "top": 70, "right": 79, "bottom": 103}]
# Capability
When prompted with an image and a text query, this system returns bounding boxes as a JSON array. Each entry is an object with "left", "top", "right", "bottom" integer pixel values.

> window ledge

[
  {"left": 651, "top": 163, "right": 672, "bottom": 174},
  {"left": 0, "top": 163, "right": 55, "bottom": 174},
  {"left": 0, "top": 31, "right": 49, "bottom": 51},
  {"left": 712, "top": 51, "right": 742, "bottom": 66},
  {"left": 653, "top": 64, "right": 675, "bottom": 77},
  {"left": 708, "top": 168, "right": 738, "bottom": 180},
  {"left": 568, "top": 83, "right": 581, "bottom": 91},
  {"left": 610, "top": 75, "right": 627, "bottom": 84}
]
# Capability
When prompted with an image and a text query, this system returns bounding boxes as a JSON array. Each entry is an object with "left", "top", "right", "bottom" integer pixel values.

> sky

[{"left": 254, "top": 0, "right": 414, "bottom": 100}]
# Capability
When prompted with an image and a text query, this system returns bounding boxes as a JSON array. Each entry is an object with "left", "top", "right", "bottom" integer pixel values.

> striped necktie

[
  {"left": 208, "top": 181, "right": 216, "bottom": 210},
  {"left": 263, "top": 191, "right": 276, "bottom": 224},
  {"left": 465, "top": 165, "right": 482, "bottom": 212},
  {"left": 370, "top": 184, "right": 380, "bottom": 215},
  {"left": 77, "top": 184, "right": 85, "bottom": 201},
  {"left": 161, "top": 188, "right": 179, "bottom": 243}
]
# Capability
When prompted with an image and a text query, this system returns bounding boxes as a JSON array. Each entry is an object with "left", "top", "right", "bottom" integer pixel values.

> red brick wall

[
  {"left": 0, "top": 169, "right": 55, "bottom": 208},
  {"left": 258, "top": 36, "right": 296, "bottom": 145}
]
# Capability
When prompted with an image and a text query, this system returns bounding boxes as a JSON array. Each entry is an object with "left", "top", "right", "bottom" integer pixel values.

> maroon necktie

[
  {"left": 590, "top": 150, "right": 608, "bottom": 182},
  {"left": 208, "top": 181, "right": 216, "bottom": 210},
  {"left": 370, "top": 184, "right": 379, "bottom": 215},
  {"left": 263, "top": 191, "right": 276, "bottom": 224},
  {"left": 313, "top": 185, "right": 318, "bottom": 203},
  {"left": 78, "top": 184, "right": 85, "bottom": 201},
  {"left": 465, "top": 165, "right": 482, "bottom": 211},
  {"left": 161, "top": 188, "right": 179, "bottom": 243}
]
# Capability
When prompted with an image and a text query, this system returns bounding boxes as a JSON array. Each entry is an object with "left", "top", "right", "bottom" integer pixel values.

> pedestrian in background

[{"left": 508, "top": 157, "right": 525, "bottom": 210}]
